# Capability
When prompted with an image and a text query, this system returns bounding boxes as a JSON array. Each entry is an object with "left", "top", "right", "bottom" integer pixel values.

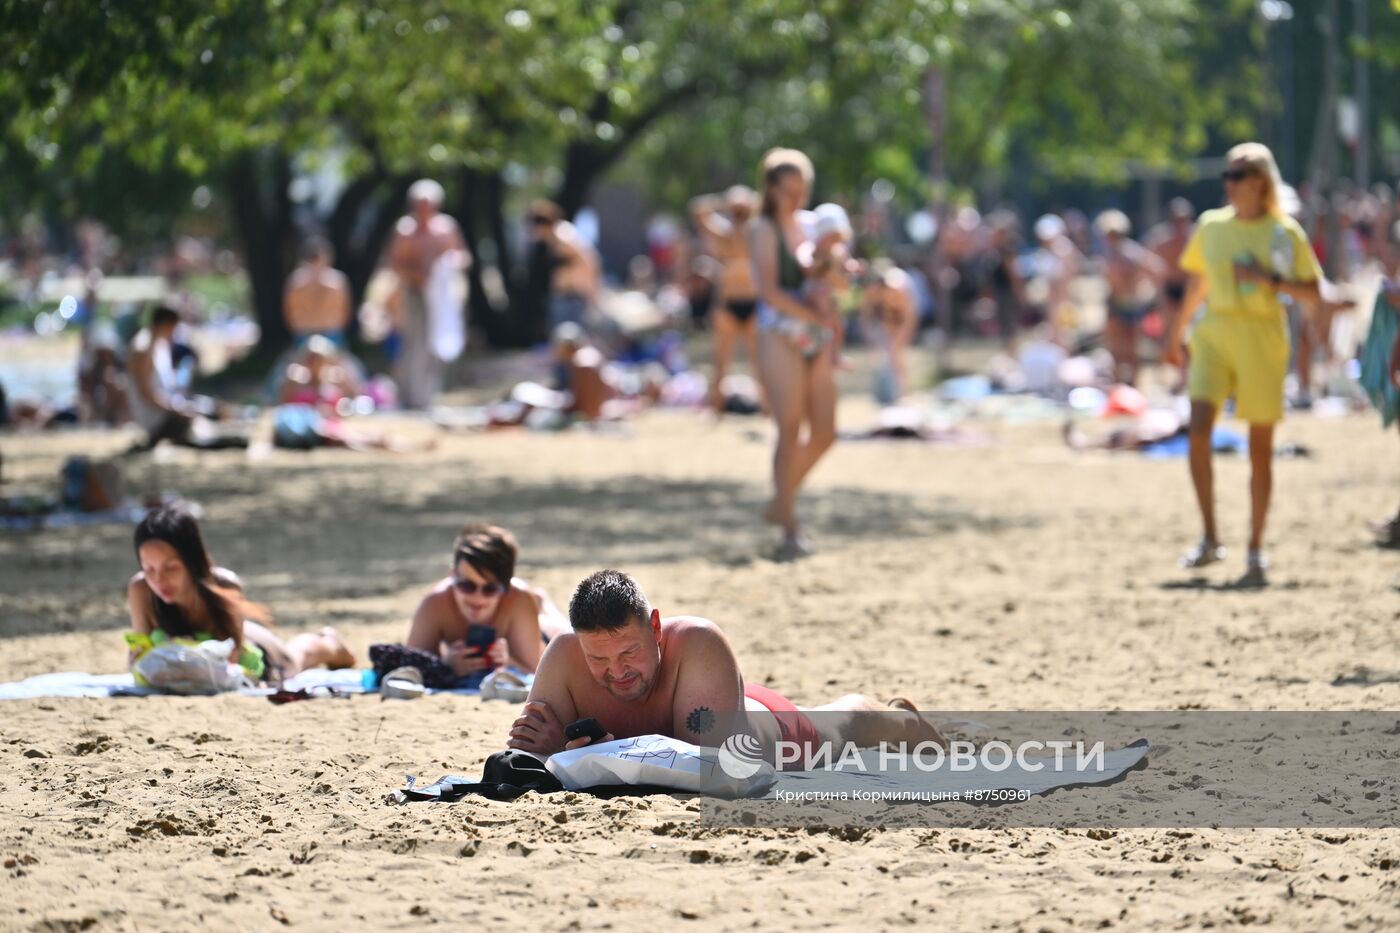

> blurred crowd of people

[
  {"left": 590, "top": 175, "right": 1400, "bottom": 413},
  {"left": 5, "top": 168, "right": 1400, "bottom": 441}
]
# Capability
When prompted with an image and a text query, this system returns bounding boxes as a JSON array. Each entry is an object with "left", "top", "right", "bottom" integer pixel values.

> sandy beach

[{"left": 2, "top": 379, "right": 1399, "bottom": 930}]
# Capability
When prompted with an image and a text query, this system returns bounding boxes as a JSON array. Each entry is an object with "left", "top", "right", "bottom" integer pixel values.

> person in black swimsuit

[
  {"left": 692, "top": 186, "right": 763, "bottom": 414},
  {"left": 1098, "top": 209, "right": 1166, "bottom": 385},
  {"left": 1147, "top": 199, "right": 1196, "bottom": 384},
  {"left": 725, "top": 297, "right": 757, "bottom": 323}
]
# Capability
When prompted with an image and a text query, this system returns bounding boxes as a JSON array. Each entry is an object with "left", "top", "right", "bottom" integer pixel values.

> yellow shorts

[{"left": 1187, "top": 312, "right": 1289, "bottom": 424}]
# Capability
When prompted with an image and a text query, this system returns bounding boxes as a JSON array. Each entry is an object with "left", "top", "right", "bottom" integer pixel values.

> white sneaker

[
  {"left": 1240, "top": 550, "right": 1269, "bottom": 587},
  {"left": 380, "top": 666, "right": 426, "bottom": 700},
  {"left": 1179, "top": 538, "right": 1225, "bottom": 569},
  {"left": 479, "top": 668, "right": 530, "bottom": 702}
]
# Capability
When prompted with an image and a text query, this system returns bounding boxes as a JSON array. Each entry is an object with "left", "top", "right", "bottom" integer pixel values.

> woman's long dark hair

[
  {"left": 133, "top": 506, "right": 250, "bottom": 648},
  {"left": 760, "top": 163, "right": 803, "bottom": 220}
]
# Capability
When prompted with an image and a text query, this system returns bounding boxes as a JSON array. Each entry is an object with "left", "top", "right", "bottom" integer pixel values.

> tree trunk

[
  {"left": 325, "top": 170, "right": 413, "bottom": 335},
  {"left": 227, "top": 149, "right": 295, "bottom": 356},
  {"left": 555, "top": 141, "right": 609, "bottom": 217},
  {"left": 450, "top": 165, "right": 543, "bottom": 348}
]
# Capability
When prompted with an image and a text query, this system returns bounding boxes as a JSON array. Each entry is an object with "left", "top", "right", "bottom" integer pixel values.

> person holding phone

[
  {"left": 507, "top": 570, "right": 943, "bottom": 760},
  {"left": 396, "top": 523, "right": 570, "bottom": 686},
  {"left": 1163, "top": 142, "right": 1322, "bottom": 584}
]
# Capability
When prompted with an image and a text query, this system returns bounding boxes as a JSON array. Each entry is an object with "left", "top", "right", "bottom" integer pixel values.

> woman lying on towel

[
  {"left": 370, "top": 523, "right": 569, "bottom": 689},
  {"left": 273, "top": 336, "right": 433, "bottom": 453},
  {"left": 126, "top": 505, "right": 355, "bottom": 684}
]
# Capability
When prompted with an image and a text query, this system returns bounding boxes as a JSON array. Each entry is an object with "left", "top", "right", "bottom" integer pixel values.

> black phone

[{"left": 564, "top": 717, "right": 607, "bottom": 743}]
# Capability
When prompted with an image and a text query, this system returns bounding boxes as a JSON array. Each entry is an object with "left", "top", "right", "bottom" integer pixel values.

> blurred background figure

[
  {"left": 283, "top": 236, "right": 351, "bottom": 350},
  {"left": 126, "top": 306, "right": 247, "bottom": 451},
  {"left": 1096, "top": 209, "right": 1165, "bottom": 386},
  {"left": 1030, "top": 214, "right": 1083, "bottom": 345},
  {"left": 387, "top": 179, "right": 469, "bottom": 410},
  {"left": 530, "top": 200, "right": 601, "bottom": 334},
  {"left": 691, "top": 186, "right": 761, "bottom": 415},
  {"left": 1146, "top": 198, "right": 1197, "bottom": 384}
]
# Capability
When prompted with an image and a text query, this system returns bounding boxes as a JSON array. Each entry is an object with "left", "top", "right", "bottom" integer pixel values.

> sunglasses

[
  {"left": 453, "top": 577, "right": 505, "bottom": 597},
  {"left": 1221, "top": 168, "right": 1257, "bottom": 183}
]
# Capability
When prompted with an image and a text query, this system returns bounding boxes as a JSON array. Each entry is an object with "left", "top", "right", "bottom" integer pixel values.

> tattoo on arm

[{"left": 685, "top": 706, "right": 716, "bottom": 735}]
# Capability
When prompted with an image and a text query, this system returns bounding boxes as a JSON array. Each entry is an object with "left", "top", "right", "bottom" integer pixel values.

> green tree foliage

[
  {"left": 625, "top": 0, "right": 1269, "bottom": 207},
  {"left": 1, "top": 0, "right": 1356, "bottom": 350}
]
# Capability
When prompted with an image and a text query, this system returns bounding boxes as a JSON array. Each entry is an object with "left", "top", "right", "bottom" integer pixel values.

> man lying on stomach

[{"left": 507, "top": 570, "right": 942, "bottom": 763}]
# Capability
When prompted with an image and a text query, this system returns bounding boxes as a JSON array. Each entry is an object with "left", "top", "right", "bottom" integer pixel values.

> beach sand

[{"left": 2, "top": 387, "right": 1399, "bottom": 930}]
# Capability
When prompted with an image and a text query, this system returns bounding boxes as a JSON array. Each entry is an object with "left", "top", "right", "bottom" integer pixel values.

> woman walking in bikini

[{"left": 752, "top": 149, "right": 837, "bottom": 559}]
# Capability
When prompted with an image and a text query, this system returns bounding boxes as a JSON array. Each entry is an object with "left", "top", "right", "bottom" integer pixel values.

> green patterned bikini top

[{"left": 125, "top": 629, "right": 266, "bottom": 680}]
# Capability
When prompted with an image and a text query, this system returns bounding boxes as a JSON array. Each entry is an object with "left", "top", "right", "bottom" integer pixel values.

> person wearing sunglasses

[
  {"left": 1163, "top": 143, "right": 1323, "bottom": 584},
  {"left": 394, "top": 523, "right": 569, "bottom": 688}
]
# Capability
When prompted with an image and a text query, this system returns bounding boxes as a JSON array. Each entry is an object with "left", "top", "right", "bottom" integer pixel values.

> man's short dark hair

[
  {"left": 150, "top": 305, "right": 180, "bottom": 329},
  {"left": 452, "top": 523, "right": 518, "bottom": 585},
  {"left": 569, "top": 570, "right": 651, "bottom": 633},
  {"left": 302, "top": 235, "right": 334, "bottom": 262},
  {"left": 529, "top": 199, "right": 563, "bottom": 225}
]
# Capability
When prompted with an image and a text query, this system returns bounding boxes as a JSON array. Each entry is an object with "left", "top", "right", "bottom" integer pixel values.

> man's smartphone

[{"left": 564, "top": 717, "right": 607, "bottom": 743}]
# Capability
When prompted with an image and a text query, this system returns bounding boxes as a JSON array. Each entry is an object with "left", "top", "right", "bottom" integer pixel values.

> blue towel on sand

[{"left": 1141, "top": 426, "right": 1247, "bottom": 460}]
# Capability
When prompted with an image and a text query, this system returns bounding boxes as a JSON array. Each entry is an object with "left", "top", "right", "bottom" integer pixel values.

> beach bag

[
  {"left": 480, "top": 750, "right": 564, "bottom": 797},
  {"left": 60, "top": 456, "right": 125, "bottom": 512},
  {"left": 132, "top": 638, "right": 249, "bottom": 695},
  {"left": 369, "top": 643, "right": 460, "bottom": 689},
  {"left": 396, "top": 750, "right": 564, "bottom": 802}
]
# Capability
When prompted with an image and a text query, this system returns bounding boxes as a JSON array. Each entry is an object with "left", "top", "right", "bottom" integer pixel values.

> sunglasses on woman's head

[
  {"left": 1221, "top": 168, "right": 1256, "bottom": 183},
  {"left": 453, "top": 577, "right": 505, "bottom": 596}
]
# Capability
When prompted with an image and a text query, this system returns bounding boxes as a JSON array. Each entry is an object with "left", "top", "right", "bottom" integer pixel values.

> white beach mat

[{"left": 546, "top": 734, "right": 1149, "bottom": 800}]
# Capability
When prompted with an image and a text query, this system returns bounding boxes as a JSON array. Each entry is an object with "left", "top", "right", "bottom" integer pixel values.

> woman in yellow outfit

[{"left": 1164, "top": 143, "right": 1322, "bottom": 584}]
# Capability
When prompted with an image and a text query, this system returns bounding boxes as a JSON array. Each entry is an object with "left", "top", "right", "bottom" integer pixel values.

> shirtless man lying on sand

[{"left": 507, "top": 570, "right": 942, "bottom": 762}]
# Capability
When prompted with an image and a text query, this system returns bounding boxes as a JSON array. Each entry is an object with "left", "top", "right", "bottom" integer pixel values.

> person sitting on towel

[
  {"left": 126, "top": 505, "right": 355, "bottom": 683},
  {"left": 373, "top": 523, "right": 570, "bottom": 689},
  {"left": 506, "top": 570, "right": 943, "bottom": 763}
]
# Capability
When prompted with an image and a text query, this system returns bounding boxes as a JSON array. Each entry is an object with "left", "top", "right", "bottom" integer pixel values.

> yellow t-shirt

[{"left": 1179, "top": 207, "right": 1321, "bottom": 318}]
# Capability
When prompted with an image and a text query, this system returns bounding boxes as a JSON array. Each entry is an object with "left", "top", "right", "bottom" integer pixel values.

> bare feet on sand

[{"left": 318, "top": 627, "right": 356, "bottom": 669}]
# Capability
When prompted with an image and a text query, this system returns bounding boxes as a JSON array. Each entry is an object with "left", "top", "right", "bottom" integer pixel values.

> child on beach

[{"left": 800, "top": 203, "right": 859, "bottom": 367}]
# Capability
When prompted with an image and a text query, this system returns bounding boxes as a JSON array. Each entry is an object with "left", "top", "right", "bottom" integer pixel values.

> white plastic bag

[
  {"left": 132, "top": 639, "right": 249, "bottom": 695},
  {"left": 546, "top": 734, "right": 776, "bottom": 799}
]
